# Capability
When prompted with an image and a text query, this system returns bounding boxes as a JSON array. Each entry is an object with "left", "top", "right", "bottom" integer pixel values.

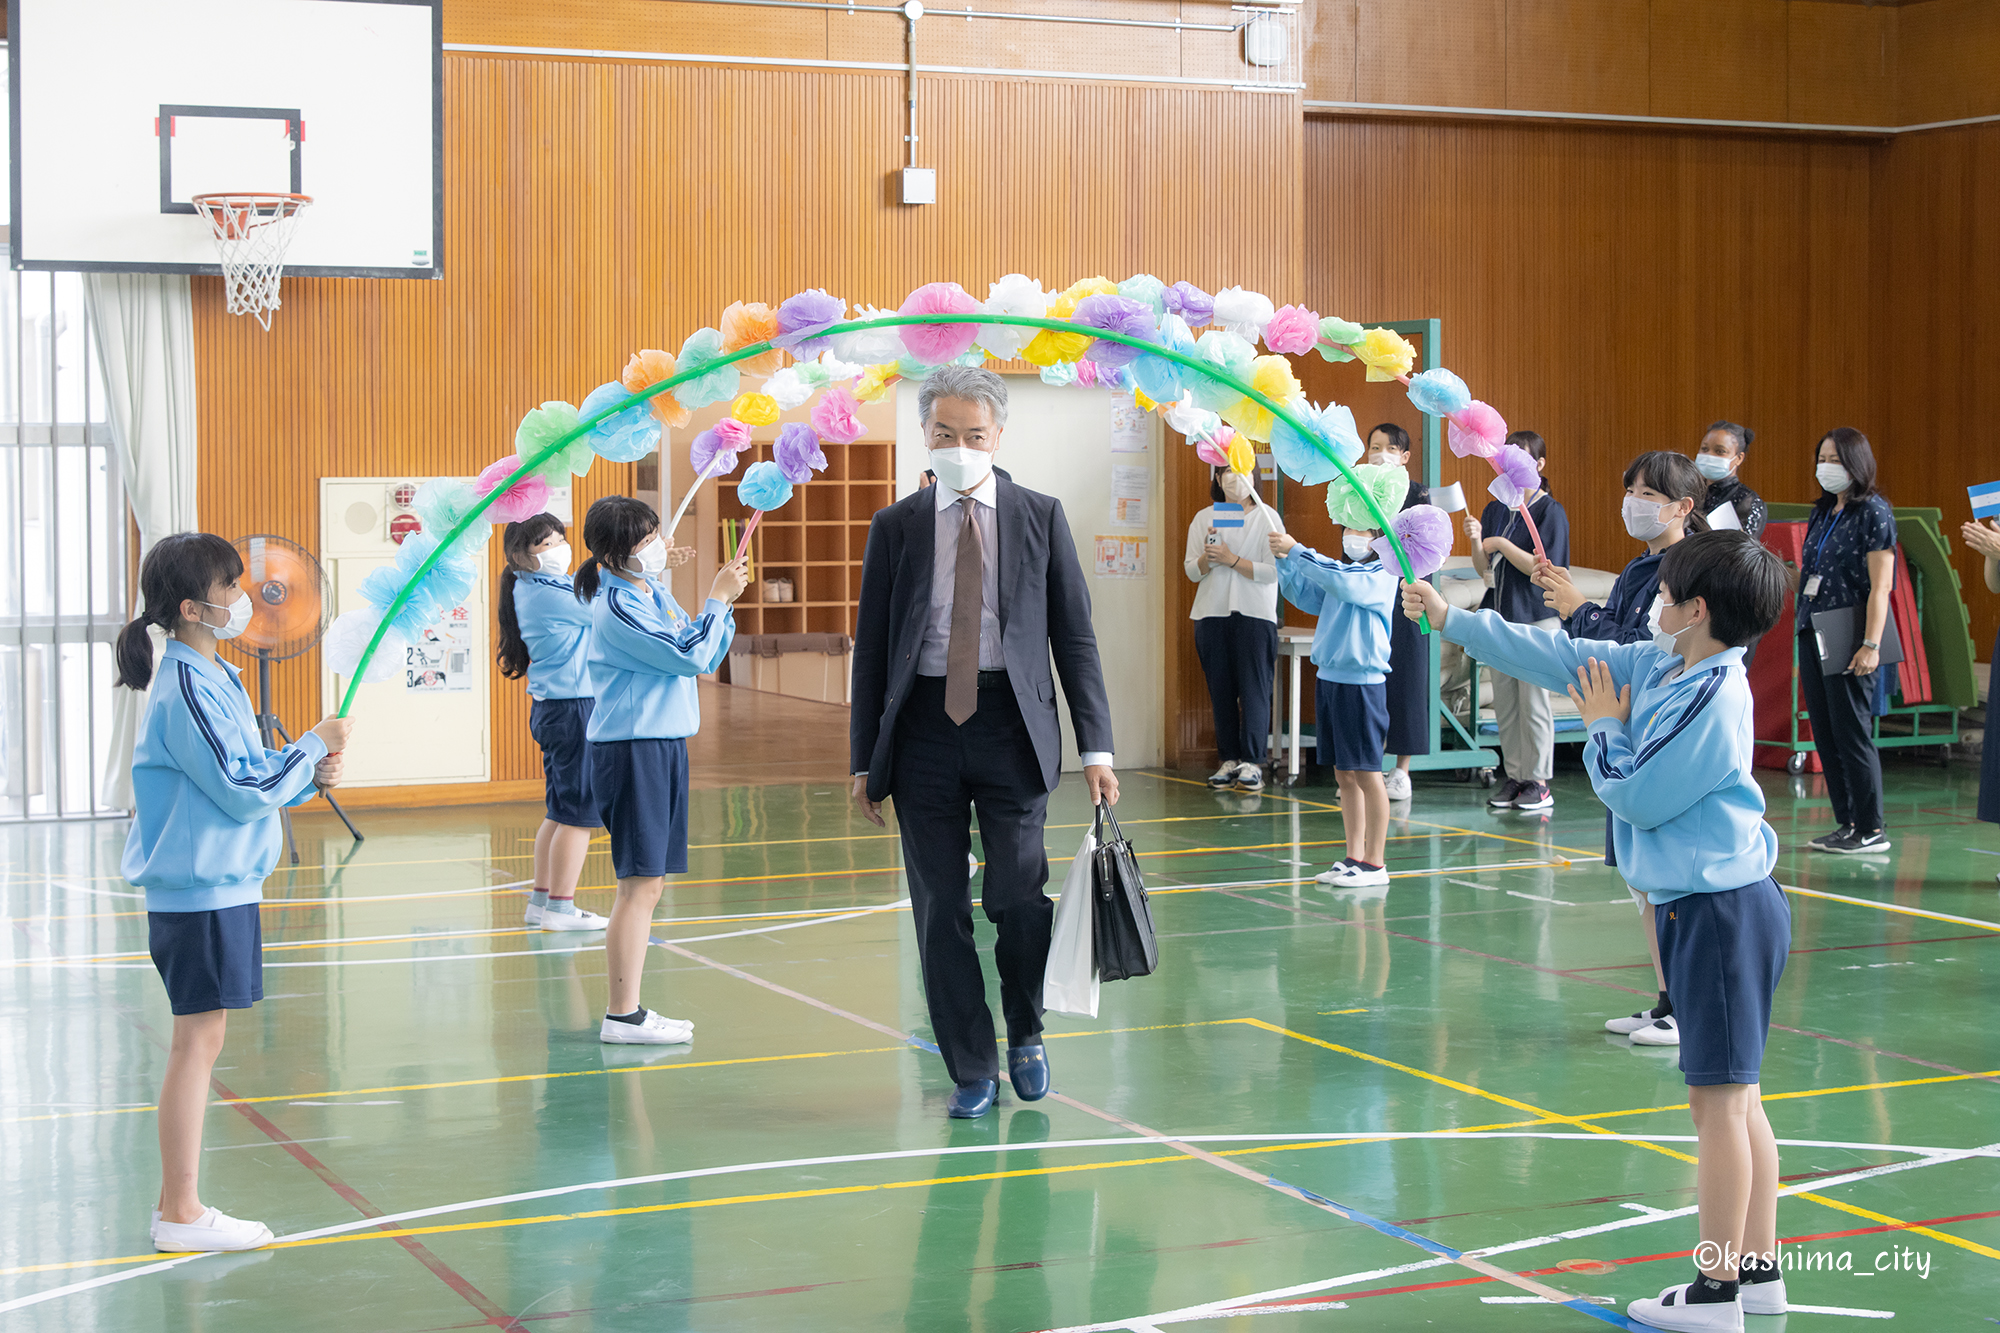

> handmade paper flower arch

[{"left": 330, "top": 280, "right": 1538, "bottom": 716}]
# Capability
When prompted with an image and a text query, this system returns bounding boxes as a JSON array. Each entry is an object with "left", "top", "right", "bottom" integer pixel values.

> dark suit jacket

[{"left": 851, "top": 476, "right": 1114, "bottom": 799}]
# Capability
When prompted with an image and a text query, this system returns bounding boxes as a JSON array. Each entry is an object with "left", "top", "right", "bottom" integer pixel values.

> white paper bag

[
  {"left": 1042, "top": 827, "right": 1100, "bottom": 1017},
  {"left": 1706, "top": 501, "right": 1742, "bottom": 531}
]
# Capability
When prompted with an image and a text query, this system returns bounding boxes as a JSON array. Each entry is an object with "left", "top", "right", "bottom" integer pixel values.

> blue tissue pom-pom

[
  {"left": 1406, "top": 368, "right": 1472, "bottom": 417},
  {"left": 580, "top": 381, "right": 662, "bottom": 463},
  {"left": 1270, "top": 402, "right": 1364, "bottom": 486},
  {"left": 737, "top": 460, "right": 794, "bottom": 512}
]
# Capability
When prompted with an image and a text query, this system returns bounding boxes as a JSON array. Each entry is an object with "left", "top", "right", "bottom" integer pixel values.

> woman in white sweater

[{"left": 1185, "top": 465, "right": 1286, "bottom": 791}]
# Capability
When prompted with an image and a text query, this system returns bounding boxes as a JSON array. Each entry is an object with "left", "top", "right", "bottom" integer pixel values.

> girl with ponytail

[
  {"left": 117, "top": 532, "right": 353, "bottom": 1255},
  {"left": 498, "top": 513, "right": 612, "bottom": 933},
  {"left": 577, "top": 495, "right": 750, "bottom": 1046}
]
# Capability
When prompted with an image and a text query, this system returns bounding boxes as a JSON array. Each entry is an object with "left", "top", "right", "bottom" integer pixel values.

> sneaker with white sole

[
  {"left": 1629, "top": 1015, "right": 1681, "bottom": 1046},
  {"left": 1313, "top": 860, "right": 1361, "bottom": 885},
  {"left": 1382, "top": 768, "right": 1411, "bottom": 801},
  {"left": 1605, "top": 1007, "right": 1668, "bottom": 1035},
  {"left": 1345, "top": 863, "right": 1390, "bottom": 888},
  {"left": 1207, "top": 761, "right": 1238, "bottom": 789},
  {"left": 1512, "top": 780, "right": 1554, "bottom": 812},
  {"left": 1486, "top": 778, "right": 1525, "bottom": 809},
  {"left": 1817, "top": 827, "right": 1891, "bottom": 855},
  {"left": 1805, "top": 824, "right": 1853, "bottom": 851},
  {"left": 1232, "top": 762, "right": 1265, "bottom": 792},
  {"left": 524, "top": 899, "right": 545, "bottom": 927},
  {"left": 151, "top": 1207, "right": 273, "bottom": 1253},
  {"left": 600, "top": 1009, "right": 695, "bottom": 1045},
  {"left": 968, "top": 851, "right": 980, "bottom": 878},
  {"left": 539, "top": 903, "right": 610, "bottom": 932},
  {"left": 1627, "top": 1281, "right": 1742, "bottom": 1332},
  {"left": 1739, "top": 1275, "right": 1787, "bottom": 1316}
]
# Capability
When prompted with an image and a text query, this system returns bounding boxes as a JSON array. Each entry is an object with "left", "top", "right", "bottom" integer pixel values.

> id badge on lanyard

[{"left": 1803, "top": 510, "right": 1843, "bottom": 601}]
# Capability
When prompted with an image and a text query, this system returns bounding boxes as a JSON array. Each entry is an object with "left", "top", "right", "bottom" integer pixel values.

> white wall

[{"left": 896, "top": 376, "right": 1164, "bottom": 770}]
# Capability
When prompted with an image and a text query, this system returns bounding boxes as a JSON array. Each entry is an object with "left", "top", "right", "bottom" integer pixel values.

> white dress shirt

[
  {"left": 912, "top": 472, "right": 1113, "bottom": 770},
  {"left": 1183, "top": 500, "right": 1283, "bottom": 622}
]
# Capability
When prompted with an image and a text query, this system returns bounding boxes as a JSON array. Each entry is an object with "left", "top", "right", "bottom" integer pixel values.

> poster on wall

[
  {"left": 1110, "top": 464, "right": 1150, "bottom": 527},
  {"left": 404, "top": 604, "right": 476, "bottom": 692},
  {"left": 1109, "top": 394, "right": 1150, "bottom": 453},
  {"left": 1094, "top": 535, "right": 1147, "bottom": 579}
]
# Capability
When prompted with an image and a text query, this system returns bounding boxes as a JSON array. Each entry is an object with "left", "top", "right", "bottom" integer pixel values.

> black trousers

[
  {"left": 1796, "top": 628, "right": 1884, "bottom": 832},
  {"left": 1193, "top": 614, "right": 1277, "bottom": 765},
  {"left": 890, "top": 675, "right": 1053, "bottom": 1085}
]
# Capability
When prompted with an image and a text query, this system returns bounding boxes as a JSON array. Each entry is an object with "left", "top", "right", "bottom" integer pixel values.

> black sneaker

[
  {"left": 1487, "top": 778, "right": 1525, "bottom": 809},
  {"left": 1512, "top": 781, "right": 1554, "bottom": 812},
  {"left": 1806, "top": 824, "right": 1854, "bottom": 851},
  {"left": 1819, "top": 827, "right": 1892, "bottom": 856}
]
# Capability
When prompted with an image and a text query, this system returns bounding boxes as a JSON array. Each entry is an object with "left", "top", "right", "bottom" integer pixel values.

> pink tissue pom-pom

[
  {"left": 1194, "top": 435, "right": 1232, "bottom": 468},
  {"left": 897, "top": 283, "right": 983, "bottom": 365},
  {"left": 1446, "top": 400, "right": 1508, "bottom": 458},
  {"left": 474, "top": 457, "right": 551, "bottom": 523},
  {"left": 1262, "top": 305, "right": 1320, "bottom": 356},
  {"left": 810, "top": 386, "right": 869, "bottom": 445},
  {"left": 690, "top": 419, "right": 753, "bottom": 476},
  {"left": 1372, "top": 504, "right": 1453, "bottom": 578}
]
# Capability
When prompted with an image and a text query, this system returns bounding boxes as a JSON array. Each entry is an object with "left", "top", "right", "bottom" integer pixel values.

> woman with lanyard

[
  {"left": 1797, "top": 428, "right": 1898, "bottom": 855},
  {"left": 1463, "top": 430, "right": 1570, "bottom": 813},
  {"left": 1185, "top": 462, "right": 1287, "bottom": 792},
  {"left": 1695, "top": 420, "right": 1768, "bottom": 537},
  {"left": 1962, "top": 513, "right": 2000, "bottom": 885}
]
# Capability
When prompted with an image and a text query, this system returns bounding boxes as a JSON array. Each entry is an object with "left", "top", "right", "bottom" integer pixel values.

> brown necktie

[{"left": 945, "top": 497, "right": 983, "bottom": 725}]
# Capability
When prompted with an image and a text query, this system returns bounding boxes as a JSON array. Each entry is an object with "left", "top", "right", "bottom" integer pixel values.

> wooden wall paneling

[
  {"left": 1356, "top": 0, "right": 1508, "bottom": 110},
  {"left": 1897, "top": 0, "right": 2000, "bottom": 126},
  {"left": 1503, "top": 0, "right": 1650, "bottom": 118},
  {"left": 1647, "top": 0, "right": 1790, "bottom": 123},
  {"left": 449, "top": 0, "right": 832, "bottom": 62},
  {"left": 1786, "top": 1, "right": 1896, "bottom": 127},
  {"left": 1301, "top": 0, "right": 1359, "bottom": 104}
]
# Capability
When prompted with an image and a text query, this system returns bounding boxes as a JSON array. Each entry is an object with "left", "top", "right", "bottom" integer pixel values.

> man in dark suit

[{"left": 850, "top": 365, "right": 1117, "bottom": 1119}]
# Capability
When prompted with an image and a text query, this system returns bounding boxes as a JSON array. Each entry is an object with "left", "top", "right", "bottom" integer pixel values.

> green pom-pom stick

[{"left": 337, "top": 313, "right": 1423, "bottom": 716}]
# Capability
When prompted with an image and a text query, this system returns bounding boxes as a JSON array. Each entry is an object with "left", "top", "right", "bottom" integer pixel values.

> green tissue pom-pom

[
  {"left": 1314, "top": 316, "right": 1364, "bottom": 362},
  {"left": 514, "top": 401, "right": 593, "bottom": 481},
  {"left": 1325, "top": 462, "right": 1409, "bottom": 532}
]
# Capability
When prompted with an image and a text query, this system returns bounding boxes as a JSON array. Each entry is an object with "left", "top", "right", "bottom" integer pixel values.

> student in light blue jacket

[
  {"left": 1269, "top": 523, "right": 1400, "bottom": 889},
  {"left": 115, "top": 533, "right": 352, "bottom": 1255},
  {"left": 1406, "top": 531, "right": 1797, "bottom": 1330},
  {"left": 572, "top": 496, "right": 749, "bottom": 1047}
]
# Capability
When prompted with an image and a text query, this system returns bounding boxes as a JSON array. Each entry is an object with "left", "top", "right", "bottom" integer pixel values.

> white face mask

[
  {"left": 1622, "top": 495, "right": 1676, "bottom": 542},
  {"left": 1218, "top": 471, "right": 1253, "bottom": 502},
  {"left": 537, "top": 542, "right": 572, "bottom": 575},
  {"left": 1693, "top": 453, "right": 1734, "bottom": 482},
  {"left": 929, "top": 446, "right": 993, "bottom": 493},
  {"left": 1816, "top": 461, "right": 1853, "bottom": 494},
  {"left": 627, "top": 539, "right": 667, "bottom": 577},
  {"left": 1341, "top": 533, "right": 1376, "bottom": 561},
  {"left": 202, "top": 591, "right": 254, "bottom": 641},
  {"left": 1651, "top": 598, "right": 1687, "bottom": 658}
]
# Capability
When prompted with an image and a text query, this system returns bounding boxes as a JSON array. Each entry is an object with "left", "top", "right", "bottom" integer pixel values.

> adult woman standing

[
  {"left": 1185, "top": 464, "right": 1286, "bottom": 791},
  {"left": 1961, "top": 515, "right": 2000, "bottom": 884},
  {"left": 1695, "top": 421, "right": 1768, "bottom": 538},
  {"left": 1797, "top": 428, "right": 1898, "bottom": 855}
]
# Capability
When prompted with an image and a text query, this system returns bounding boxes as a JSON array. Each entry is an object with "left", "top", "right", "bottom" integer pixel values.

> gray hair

[{"left": 917, "top": 365, "right": 1009, "bottom": 430}]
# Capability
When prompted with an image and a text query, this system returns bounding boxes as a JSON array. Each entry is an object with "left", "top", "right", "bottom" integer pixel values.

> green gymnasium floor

[{"left": 3, "top": 759, "right": 1997, "bottom": 1331}]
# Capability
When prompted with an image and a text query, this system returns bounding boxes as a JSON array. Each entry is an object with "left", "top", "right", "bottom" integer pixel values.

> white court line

[
  {"left": 1785, "top": 1304, "right": 1896, "bottom": 1319},
  {"left": 1781, "top": 883, "right": 2000, "bottom": 933},
  {"left": 1, "top": 1132, "right": 1981, "bottom": 1313},
  {"left": 1039, "top": 1141, "right": 2000, "bottom": 1332}
]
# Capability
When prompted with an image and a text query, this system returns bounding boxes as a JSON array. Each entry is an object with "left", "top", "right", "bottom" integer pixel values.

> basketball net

[{"left": 191, "top": 193, "right": 312, "bottom": 331}]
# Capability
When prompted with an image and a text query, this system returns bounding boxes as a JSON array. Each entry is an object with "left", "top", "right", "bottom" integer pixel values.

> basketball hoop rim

[{"left": 191, "top": 191, "right": 314, "bottom": 232}]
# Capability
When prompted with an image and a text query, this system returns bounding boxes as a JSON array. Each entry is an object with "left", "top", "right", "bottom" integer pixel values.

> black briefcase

[{"left": 1091, "top": 803, "right": 1158, "bottom": 982}]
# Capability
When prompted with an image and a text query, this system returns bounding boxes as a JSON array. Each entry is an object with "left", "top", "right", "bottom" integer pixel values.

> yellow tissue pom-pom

[
  {"left": 1062, "top": 276, "right": 1118, "bottom": 303},
  {"left": 853, "top": 364, "right": 899, "bottom": 403},
  {"left": 1133, "top": 388, "right": 1157, "bottom": 412},
  {"left": 1022, "top": 326, "right": 1091, "bottom": 366},
  {"left": 731, "top": 393, "right": 781, "bottom": 426},
  {"left": 1356, "top": 328, "right": 1416, "bottom": 382},
  {"left": 1226, "top": 435, "right": 1256, "bottom": 475},
  {"left": 1219, "top": 395, "right": 1272, "bottom": 444},
  {"left": 1250, "top": 355, "right": 1302, "bottom": 404}
]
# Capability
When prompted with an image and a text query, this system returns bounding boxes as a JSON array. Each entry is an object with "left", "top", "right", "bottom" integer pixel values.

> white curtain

[{"left": 84, "top": 275, "right": 199, "bottom": 812}]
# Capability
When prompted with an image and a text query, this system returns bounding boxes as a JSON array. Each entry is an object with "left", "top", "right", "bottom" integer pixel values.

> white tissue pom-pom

[{"left": 323, "top": 609, "right": 406, "bottom": 684}]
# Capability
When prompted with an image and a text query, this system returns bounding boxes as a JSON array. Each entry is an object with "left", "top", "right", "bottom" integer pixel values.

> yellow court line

[
  {"left": 1782, "top": 883, "right": 2000, "bottom": 934},
  {"left": 1575, "top": 1068, "right": 2000, "bottom": 1121},
  {"left": 1144, "top": 771, "right": 1606, "bottom": 859}
]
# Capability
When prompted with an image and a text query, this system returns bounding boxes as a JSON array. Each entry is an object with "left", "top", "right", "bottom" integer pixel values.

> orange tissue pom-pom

[
  {"left": 720, "top": 301, "right": 785, "bottom": 378},
  {"left": 621, "top": 349, "right": 692, "bottom": 430}
]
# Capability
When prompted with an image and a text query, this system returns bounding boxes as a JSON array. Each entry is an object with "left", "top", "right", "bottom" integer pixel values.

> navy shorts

[
  {"left": 530, "top": 697, "right": 598, "bottom": 828},
  {"left": 591, "top": 737, "right": 690, "bottom": 879},
  {"left": 149, "top": 903, "right": 263, "bottom": 1015},
  {"left": 1315, "top": 678, "right": 1390, "bottom": 773},
  {"left": 1656, "top": 877, "right": 1792, "bottom": 1086}
]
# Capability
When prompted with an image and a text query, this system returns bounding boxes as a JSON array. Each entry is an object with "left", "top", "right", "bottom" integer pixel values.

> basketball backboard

[{"left": 8, "top": 0, "right": 441, "bottom": 278}]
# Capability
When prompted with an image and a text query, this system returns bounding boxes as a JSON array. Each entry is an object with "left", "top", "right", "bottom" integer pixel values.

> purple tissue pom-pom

[
  {"left": 1073, "top": 294, "right": 1157, "bottom": 369},
  {"left": 1373, "top": 504, "right": 1453, "bottom": 578},
  {"left": 772, "top": 289, "right": 847, "bottom": 356},
  {"left": 774, "top": 422, "right": 827, "bottom": 484}
]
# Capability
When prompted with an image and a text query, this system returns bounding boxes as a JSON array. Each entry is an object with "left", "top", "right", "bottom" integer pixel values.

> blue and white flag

[
  {"left": 1211, "top": 502, "right": 1244, "bottom": 528},
  {"left": 1971, "top": 478, "right": 2000, "bottom": 520}
]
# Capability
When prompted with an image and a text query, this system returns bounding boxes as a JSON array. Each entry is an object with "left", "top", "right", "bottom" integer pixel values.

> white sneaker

[
  {"left": 151, "top": 1207, "right": 273, "bottom": 1253},
  {"left": 1232, "top": 762, "right": 1265, "bottom": 792},
  {"left": 1382, "top": 769, "right": 1412, "bottom": 801},
  {"left": 539, "top": 903, "right": 610, "bottom": 932},
  {"left": 1605, "top": 1007, "right": 1665, "bottom": 1034},
  {"left": 1346, "top": 863, "right": 1390, "bottom": 888},
  {"left": 1207, "top": 762, "right": 1238, "bottom": 788},
  {"left": 600, "top": 1009, "right": 694, "bottom": 1045},
  {"left": 1627, "top": 1281, "right": 1742, "bottom": 1332},
  {"left": 524, "top": 898, "right": 545, "bottom": 927},
  {"left": 968, "top": 851, "right": 981, "bottom": 878},
  {"left": 1630, "top": 1015, "right": 1681, "bottom": 1046},
  {"left": 1314, "top": 861, "right": 1361, "bottom": 885},
  {"left": 1739, "top": 1276, "right": 1787, "bottom": 1316}
]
